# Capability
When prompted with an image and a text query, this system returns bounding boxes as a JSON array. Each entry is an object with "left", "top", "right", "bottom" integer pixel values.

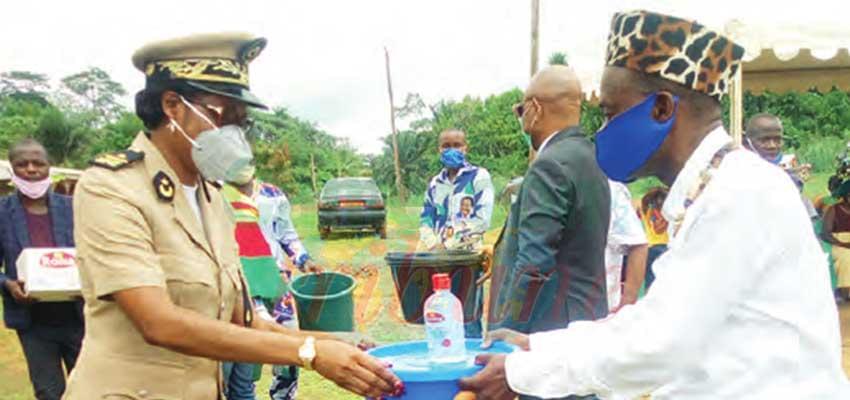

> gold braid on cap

[{"left": 145, "top": 58, "right": 249, "bottom": 87}]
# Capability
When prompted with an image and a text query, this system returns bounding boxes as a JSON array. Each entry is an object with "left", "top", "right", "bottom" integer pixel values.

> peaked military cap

[{"left": 132, "top": 32, "right": 268, "bottom": 108}]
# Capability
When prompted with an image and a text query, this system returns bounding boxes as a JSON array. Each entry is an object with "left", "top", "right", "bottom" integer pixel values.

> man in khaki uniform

[{"left": 63, "top": 32, "right": 400, "bottom": 400}]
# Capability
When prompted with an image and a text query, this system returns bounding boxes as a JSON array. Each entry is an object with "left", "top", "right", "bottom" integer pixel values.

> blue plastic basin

[{"left": 366, "top": 339, "right": 515, "bottom": 399}]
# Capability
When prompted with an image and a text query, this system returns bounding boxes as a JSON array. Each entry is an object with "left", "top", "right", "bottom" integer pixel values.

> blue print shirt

[{"left": 418, "top": 162, "right": 494, "bottom": 251}]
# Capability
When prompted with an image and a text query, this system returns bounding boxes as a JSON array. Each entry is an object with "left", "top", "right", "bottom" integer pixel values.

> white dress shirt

[
  {"left": 505, "top": 127, "right": 850, "bottom": 399},
  {"left": 536, "top": 130, "right": 561, "bottom": 154},
  {"left": 182, "top": 184, "right": 202, "bottom": 224}
]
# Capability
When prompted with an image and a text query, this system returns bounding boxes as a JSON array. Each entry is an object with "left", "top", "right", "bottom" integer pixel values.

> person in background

[
  {"left": 606, "top": 181, "right": 648, "bottom": 312},
  {"left": 744, "top": 112, "right": 817, "bottom": 219},
  {"left": 418, "top": 128, "right": 494, "bottom": 338},
  {"left": 419, "top": 129, "right": 494, "bottom": 252},
  {"left": 0, "top": 138, "right": 83, "bottom": 400},
  {"left": 821, "top": 173, "right": 850, "bottom": 302},
  {"left": 221, "top": 167, "right": 323, "bottom": 400},
  {"left": 488, "top": 64, "right": 610, "bottom": 400},
  {"left": 744, "top": 113, "right": 813, "bottom": 176},
  {"left": 639, "top": 187, "right": 669, "bottom": 290},
  {"left": 463, "top": 10, "right": 848, "bottom": 399}
]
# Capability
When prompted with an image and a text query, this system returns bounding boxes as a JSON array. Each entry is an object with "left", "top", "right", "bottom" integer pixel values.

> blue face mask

[
  {"left": 440, "top": 148, "right": 466, "bottom": 169},
  {"left": 595, "top": 93, "right": 678, "bottom": 182},
  {"left": 746, "top": 138, "right": 782, "bottom": 165},
  {"left": 769, "top": 153, "right": 782, "bottom": 165}
]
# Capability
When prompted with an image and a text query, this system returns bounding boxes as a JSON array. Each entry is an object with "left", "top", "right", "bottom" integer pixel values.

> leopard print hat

[{"left": 606, "top": 10, "right": 746, "bottom": 101}]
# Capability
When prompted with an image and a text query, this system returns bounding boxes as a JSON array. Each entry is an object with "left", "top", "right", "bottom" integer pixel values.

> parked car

[{"left": 318, "top": 177, "right": 387, "bottom": 240}]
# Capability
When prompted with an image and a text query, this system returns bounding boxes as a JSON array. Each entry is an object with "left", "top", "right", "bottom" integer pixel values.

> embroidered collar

[{"left": 661, "top": 126, "right": 732, "bottom": 230}]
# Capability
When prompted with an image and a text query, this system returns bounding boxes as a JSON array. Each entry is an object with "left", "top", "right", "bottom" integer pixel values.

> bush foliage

[{"left": 2, "top": 68, "right": 849, "bottom": 203}]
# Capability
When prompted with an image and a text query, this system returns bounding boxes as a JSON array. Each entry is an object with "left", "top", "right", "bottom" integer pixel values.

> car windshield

[{"left": 323, "top": 179, "right": 379, "bottom": 197}]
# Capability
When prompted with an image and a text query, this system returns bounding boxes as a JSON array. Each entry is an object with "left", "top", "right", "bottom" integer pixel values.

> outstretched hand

[
  {"left": 313, "top": 339, "right": 403, "bottom": 398},
  {"left": 302, "top": 259, "right": 324, "bottom": 274},
  {"left": 458, "top": 354, "right": 516, "bottom": 400},
  {"left": 482, "top": 328, "right": 530, "bottom": 351}
]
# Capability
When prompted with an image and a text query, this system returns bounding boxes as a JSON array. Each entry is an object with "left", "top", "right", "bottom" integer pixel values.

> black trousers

[{"left": 16, "top": 321, "right": 84, "bottom": 400}]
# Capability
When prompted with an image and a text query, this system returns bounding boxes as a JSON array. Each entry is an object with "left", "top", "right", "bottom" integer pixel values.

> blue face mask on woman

[
  {"left": 595, "top": 93, "right": 678, "bottom": 182},
  {"left": 440, "top": 148, "right": 466, "bottom": 169}
]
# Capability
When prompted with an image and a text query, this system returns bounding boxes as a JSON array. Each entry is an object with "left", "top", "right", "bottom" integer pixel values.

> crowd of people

[{"left": 0, "top": 8, "right": 849, "bottom": 400}]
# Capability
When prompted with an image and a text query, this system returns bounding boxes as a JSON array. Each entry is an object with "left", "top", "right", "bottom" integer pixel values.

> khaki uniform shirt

[{"left": 63, "top": 133, "right": 245, "bottom": 400}]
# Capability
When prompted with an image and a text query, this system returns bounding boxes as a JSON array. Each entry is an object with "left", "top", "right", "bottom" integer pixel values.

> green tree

[
  {"left": 0, "top": 97, "right": 48, "bottom": 155},
  {"left": 34, "top": 107, "right": 94, "bottom": 165},
  {"left": 0, "top": 71, "right": 50, "bottom": 104},
  {"left": 548, "top": 52, "right": 569, "bottom": 66},
  {"left": 249, "top": 107, "right": 369, "bottom": 198},
  {"left": 85, "top": 112, "right": 145, "bottom": 158},
  {"left": 60, "top": 67, "right": 127, "bottom": 124}
]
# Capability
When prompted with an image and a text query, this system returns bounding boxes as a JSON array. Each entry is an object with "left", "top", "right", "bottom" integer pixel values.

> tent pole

[{"left": 730, "top": 67, "right": 744, "bottom": 145}]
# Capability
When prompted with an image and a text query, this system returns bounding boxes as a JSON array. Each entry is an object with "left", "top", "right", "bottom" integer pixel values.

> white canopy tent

[{"left": 724, "top": 20, "right": 850, "bottom": 142}]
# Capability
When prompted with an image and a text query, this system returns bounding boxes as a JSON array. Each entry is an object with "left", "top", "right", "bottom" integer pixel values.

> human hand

[
  {"left": 458, "top": 354, "right": 516, "bottom": 400},
  {"left": 4, "top": 280, "right": 33, "bottom": 304},
  {"left": 613, "top": 291, "right": 638, "bottom": 313},
  {"left": 313, "top": 339, "right": 402, "bottom": 398},
  {"left": 303, "top": 259, "right": 324, "bottom": 274},
  {"left": 331, "top": 331, "right": 377, "bottom": 351},
  {"left": 482, "top": 328, "right": 529, "bottom": 351}
]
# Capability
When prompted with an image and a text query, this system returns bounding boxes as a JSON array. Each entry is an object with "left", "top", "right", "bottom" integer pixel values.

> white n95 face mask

[{"left": 169, "top": 96, "right": 255, "bottom": 183}]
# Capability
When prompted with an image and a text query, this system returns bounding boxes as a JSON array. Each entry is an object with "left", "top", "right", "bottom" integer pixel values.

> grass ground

[{"left": 0, "top": 175, "right": 846, "bottom": 399}]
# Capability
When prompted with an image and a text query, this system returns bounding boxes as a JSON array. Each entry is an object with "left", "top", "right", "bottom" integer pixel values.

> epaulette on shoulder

[{"left": 89, "top": 150, "right": 145, "bottom": 171}]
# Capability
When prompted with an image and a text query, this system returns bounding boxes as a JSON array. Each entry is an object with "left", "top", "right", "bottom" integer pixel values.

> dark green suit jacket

[{"left": 489, "top": 126, "right": 610, "bottom": 334}]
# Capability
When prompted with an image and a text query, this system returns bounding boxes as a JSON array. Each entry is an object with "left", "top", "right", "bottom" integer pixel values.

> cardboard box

[{"left": 16, "top": 248, "right": 81, "bottom": 302}]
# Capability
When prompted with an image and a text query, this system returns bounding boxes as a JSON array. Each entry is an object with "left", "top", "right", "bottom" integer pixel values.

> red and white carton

[{"left": 16, "top": 248, "right": 81, "bottom": 302}]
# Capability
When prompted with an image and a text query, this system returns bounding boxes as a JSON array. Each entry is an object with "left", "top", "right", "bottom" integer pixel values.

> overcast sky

[{"left": 2, "top": 0, "right": 848, "bottom": 154}]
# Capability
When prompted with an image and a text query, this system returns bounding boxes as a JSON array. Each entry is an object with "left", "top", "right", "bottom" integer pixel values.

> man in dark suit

[
  {"left": 0, "top": 138, "right": 82, "bottom": 400},
  {"left": 488, "top": 65, "right": 610, "bottom": 339}
]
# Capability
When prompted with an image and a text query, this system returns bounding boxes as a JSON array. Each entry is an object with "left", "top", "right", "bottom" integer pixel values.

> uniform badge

[
  {"left": 239, "top": 38, "right": 267, "bottom": 64},
  {"left": 90, "top": 150, "right": 144, "bottom": 170},
  {"left": 153, "top": 171, "right": 175, "bottom": 202}
]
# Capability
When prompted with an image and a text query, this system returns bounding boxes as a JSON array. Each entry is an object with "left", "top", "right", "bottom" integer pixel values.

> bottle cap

[{"left": 432, "top": 273, "right": 451, "bottom": 290}]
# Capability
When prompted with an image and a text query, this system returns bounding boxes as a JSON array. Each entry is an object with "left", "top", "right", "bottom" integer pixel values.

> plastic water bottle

[{"left": 424, "top": 273, "right": 466, "bottom": 363}]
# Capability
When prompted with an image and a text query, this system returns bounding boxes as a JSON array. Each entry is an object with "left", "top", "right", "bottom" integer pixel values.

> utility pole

[
  {"left": 530, "top": 0, "right": 540, "bottom": 78},
  {"left": 384, "top": 46, "right": 407, "bottom": 203},
  {"left": 528, "top": 0, "right": 541, "bottom": 164},
  {"left": 310, "top": 153, "right": 319, "bottom": 199}
]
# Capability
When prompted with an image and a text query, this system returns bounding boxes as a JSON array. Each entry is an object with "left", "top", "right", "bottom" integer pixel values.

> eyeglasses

[
  {"left": 513, "top": 101, "right": 529, "bottom": 118},
  {"left": 514, "top": 93, "right": 575, "bottom": 118}
]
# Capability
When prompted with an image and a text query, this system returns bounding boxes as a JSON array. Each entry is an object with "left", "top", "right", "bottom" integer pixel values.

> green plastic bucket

[{"left": 290, "top": 272, "right": 356, "bottom": 332}]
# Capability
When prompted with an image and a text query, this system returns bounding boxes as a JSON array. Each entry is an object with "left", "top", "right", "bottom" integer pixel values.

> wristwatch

[{"left": 299, "top": 336, "right": 317, "bottom": 370}]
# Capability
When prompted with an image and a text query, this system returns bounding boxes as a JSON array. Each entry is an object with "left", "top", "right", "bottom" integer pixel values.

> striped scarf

[{"left": 222, "top": 184, "right": 286, "bottom": 300}]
